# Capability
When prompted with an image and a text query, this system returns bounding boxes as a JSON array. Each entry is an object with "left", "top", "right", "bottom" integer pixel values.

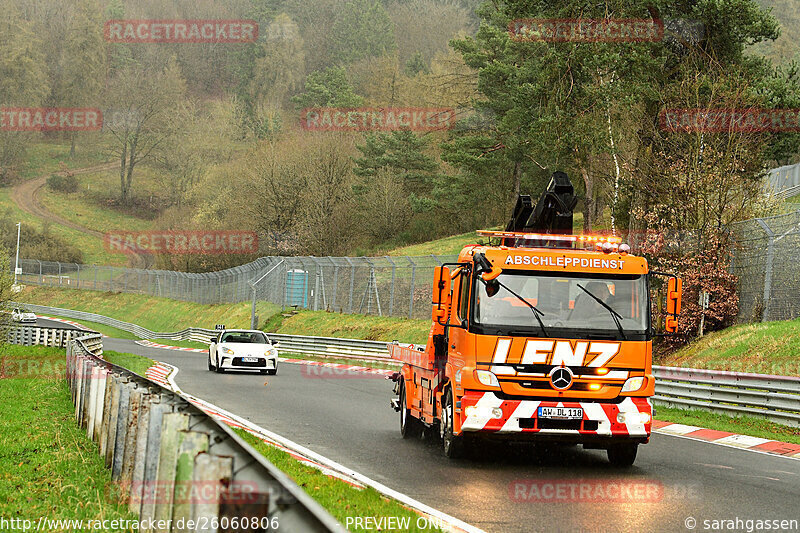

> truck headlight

[
  {"left": 617, "top": 412, "right": 651, "bottom": 424},
  {"left": 465, "top": 406, "right": 504, "bottom": 419},
  {"left": 621, "top": 376, "right": 645, "bottom": 393},
  {"left": 221, "top": 347, "right": 235, "bottom": 355},
  {"left": 475, "top": 370, "right": 500, "bottom": 388}
]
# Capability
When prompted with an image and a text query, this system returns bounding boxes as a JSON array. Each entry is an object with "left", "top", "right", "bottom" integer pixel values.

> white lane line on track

[{"left": 149, "top": 360, "right": 485, "bottom": 533}]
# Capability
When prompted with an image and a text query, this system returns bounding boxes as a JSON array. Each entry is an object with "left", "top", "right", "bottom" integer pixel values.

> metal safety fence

[
  {"left": 728, "top": 211, "right": 800, "bottom": 322},
  {"left": 4, "top": 325, "right": 342, "bottom": 532},
  {"left": 15, "top": 254, "right": 457, "bottom": 320},
  {"left": 766, "top": 162, "right": 800, "bottom": 200}
]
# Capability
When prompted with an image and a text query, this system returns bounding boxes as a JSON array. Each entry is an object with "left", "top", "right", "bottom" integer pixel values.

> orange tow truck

[{"left": 390, "top": 173, "right": 682, "bottom": 464}]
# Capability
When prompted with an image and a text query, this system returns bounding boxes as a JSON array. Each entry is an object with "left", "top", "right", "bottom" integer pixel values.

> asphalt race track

[{"left": 98, "top": 337, "right": 800, "bottom": 533}]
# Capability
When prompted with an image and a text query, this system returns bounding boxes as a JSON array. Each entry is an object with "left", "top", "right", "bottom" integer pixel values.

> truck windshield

[{"left": 472, "top": 271, "right": 648, "bottom": 339}]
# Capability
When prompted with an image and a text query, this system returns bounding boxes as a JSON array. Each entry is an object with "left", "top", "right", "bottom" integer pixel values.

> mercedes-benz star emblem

[{"left": 549, "top": 366, "right": 573, "bottom": 390}]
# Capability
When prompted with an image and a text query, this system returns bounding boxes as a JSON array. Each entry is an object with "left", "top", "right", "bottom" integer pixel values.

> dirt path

[{"left": 9, "top": 162, "right": 147, "bottom": 268}]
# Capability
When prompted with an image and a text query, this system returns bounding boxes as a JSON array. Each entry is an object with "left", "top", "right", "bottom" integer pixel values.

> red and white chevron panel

[
  {"left": 145, "top": 362, "right": 174, "bottom": 388},
  {"left": 459, "top": 391, "right": 651, "bottom": 437}
]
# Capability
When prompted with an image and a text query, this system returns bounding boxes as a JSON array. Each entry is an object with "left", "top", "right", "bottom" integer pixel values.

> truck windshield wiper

[
  {"left": 480, "top": 278, "right": 549, "bottom": 338},
  {"left": 576, "top": 283, "right": 627, "bottom": 340}
]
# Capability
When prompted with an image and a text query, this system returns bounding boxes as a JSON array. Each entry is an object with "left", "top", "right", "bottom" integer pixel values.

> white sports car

[
  {"left": 208, "top": 329, "right": 278, "bottom": 375},
  {"left": 11, "top": 307, "right": 37, "bottom": 324}
]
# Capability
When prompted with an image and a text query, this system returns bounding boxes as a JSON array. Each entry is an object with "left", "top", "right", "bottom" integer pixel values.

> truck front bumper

[{"left": 459, "top": 391, "right": 651, "bottom": 439}]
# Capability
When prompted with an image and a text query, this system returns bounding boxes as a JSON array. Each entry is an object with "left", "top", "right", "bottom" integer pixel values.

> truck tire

[
  {"left": 399, "top": 382, "right": 423, "bottom": 439},
  {"left": 607, "top": 443, "right": 638, "bottom": 466},
  {"left": 441, "top": 389, "right": 466, "bottom": 458}
]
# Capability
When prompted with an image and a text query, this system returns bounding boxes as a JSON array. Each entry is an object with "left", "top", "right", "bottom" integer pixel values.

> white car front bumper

[{"left": 218, "top": 355, "right": 277, "bottom": 370}]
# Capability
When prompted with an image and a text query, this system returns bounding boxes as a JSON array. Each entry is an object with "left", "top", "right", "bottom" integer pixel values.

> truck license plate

[
  {"left": 538, "top": 407, "right": 583, "bottom": 420},
  {"left": 242, "top": 357, "right": 258, "bottom": 363}
]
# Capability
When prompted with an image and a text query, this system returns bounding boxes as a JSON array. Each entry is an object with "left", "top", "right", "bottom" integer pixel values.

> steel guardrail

[
  {"left": 15, "top": 303, "right": 800, "bottom": 426},
  {"left": 5, "top": 324, "right": 96, "bottom": 348},
  {"left": 59, "top": 331, "right": 344, "bottom": 532}
]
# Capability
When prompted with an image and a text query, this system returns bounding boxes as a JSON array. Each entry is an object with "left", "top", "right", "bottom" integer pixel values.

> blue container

[{"left": 285, "top": 269, "right": 308, "bottom": 307}]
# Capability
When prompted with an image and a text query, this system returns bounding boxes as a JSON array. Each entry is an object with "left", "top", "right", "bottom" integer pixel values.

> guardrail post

[
  {"left": 192, "top": 453, "right": 233, "bottom": 532},
  {"left": 130, "top": 393, "right": 154, "bottom": 513},
  {"left": 75, "top": 355, "right": 86, "bottom": 423},
  {"left": 86, "top": 363, "right": 100, "bottom": 438},
  {"left": 172, "top": 431, "right": 210, "bottom": 531},
  {"left": 112, "top": 381, "right": 134, "bottom": 479},
  {"left": 92, "top": 366, "right": 108, "bottom": 443},
  {"left": 140, "top": 400, "right": 174, "bottom": 522},
  {"left": 152, "top": 412, "right": 190, "bottom": 533},
  {"left": 99, "top": 373, "right": 115, "bottom": 456},
  {"left": 105, "top": 375, "right": 125, "bottom": 468},
  {"left": 119, "top": 388, "right": 145, "bottom": 496}
]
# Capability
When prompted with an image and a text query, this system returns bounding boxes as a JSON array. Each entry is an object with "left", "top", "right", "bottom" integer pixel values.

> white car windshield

[{"left": 220, "top": 331, "right": 269, "bottom": 344}]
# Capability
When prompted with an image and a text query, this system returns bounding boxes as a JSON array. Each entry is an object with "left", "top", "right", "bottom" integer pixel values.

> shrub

[{"left": 46, "top": 173, "right": 78, "bottom": 193}]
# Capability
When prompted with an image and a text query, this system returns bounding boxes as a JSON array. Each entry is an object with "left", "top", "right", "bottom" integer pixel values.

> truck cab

[{"left": 390, "top": 175, "right": 682, "bottom": 465}]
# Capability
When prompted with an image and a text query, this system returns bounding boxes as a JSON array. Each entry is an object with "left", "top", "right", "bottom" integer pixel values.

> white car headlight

[
  {"left": 621, "top": 376, "right": 645, "bottom": 393},
  {"left": 475, "top": 370, "right": 500, "bottom": 388},
  {"left": 221, "top": 347, "right": 235, "bottom": 355}
]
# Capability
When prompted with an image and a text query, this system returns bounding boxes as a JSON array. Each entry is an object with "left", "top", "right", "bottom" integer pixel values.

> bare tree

[{"left": 105, "top": 57, "right": 186, "bottom": 205}]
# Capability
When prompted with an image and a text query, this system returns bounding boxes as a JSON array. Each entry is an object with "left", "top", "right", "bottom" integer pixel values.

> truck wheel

[
  {"left": 441, "top": 389, "right": 466, "bottom": 458},
  {"left": 607, "top": 443, "right": 638, "bottom": 466},
  {"left": 399, "top": 382, "right": 423, "bottom": 439}
]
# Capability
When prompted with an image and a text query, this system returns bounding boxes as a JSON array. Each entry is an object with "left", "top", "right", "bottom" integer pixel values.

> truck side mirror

[
  {"left": 665, "top": 277, "right": 682, "bottom": 332},
  {"left": 474, "top": 252, "right": 501, "bottom": 281},
  {"left": 432, "top": 266, "right": 452, "bottom": 321}
]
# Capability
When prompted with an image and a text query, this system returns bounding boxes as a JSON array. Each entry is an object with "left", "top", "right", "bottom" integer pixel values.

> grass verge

[
  {"left": 271, "top": 311, "right": 429, "bottom": 346},
  {"left": 0, "top": 344, "right": 137, "bottom": 528},
  {"left": 20, "top": 286, "right": 278, "bottom": 333},
  {"left": 103, "top": 350, "right": 154, "bottom": 377},
  {"left": 655, "top": 405, "right": 800, "bottom": 444},
  {"left": 234, "top": 430, "right": 441, "bottom": 532},
  {"left": 45, "top": 315, "right": 137, "bottom": 340},
  {"left": 38, "top": 169, "right": 156, "bottom": 234},
  {"left": 658, "top": 318, "right": 800, "bottom": 377}
]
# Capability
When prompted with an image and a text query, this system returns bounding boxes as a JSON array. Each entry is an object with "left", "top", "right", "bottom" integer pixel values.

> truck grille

[{"left": 519, "top": 418, "right": 600, "bottom": 431}]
